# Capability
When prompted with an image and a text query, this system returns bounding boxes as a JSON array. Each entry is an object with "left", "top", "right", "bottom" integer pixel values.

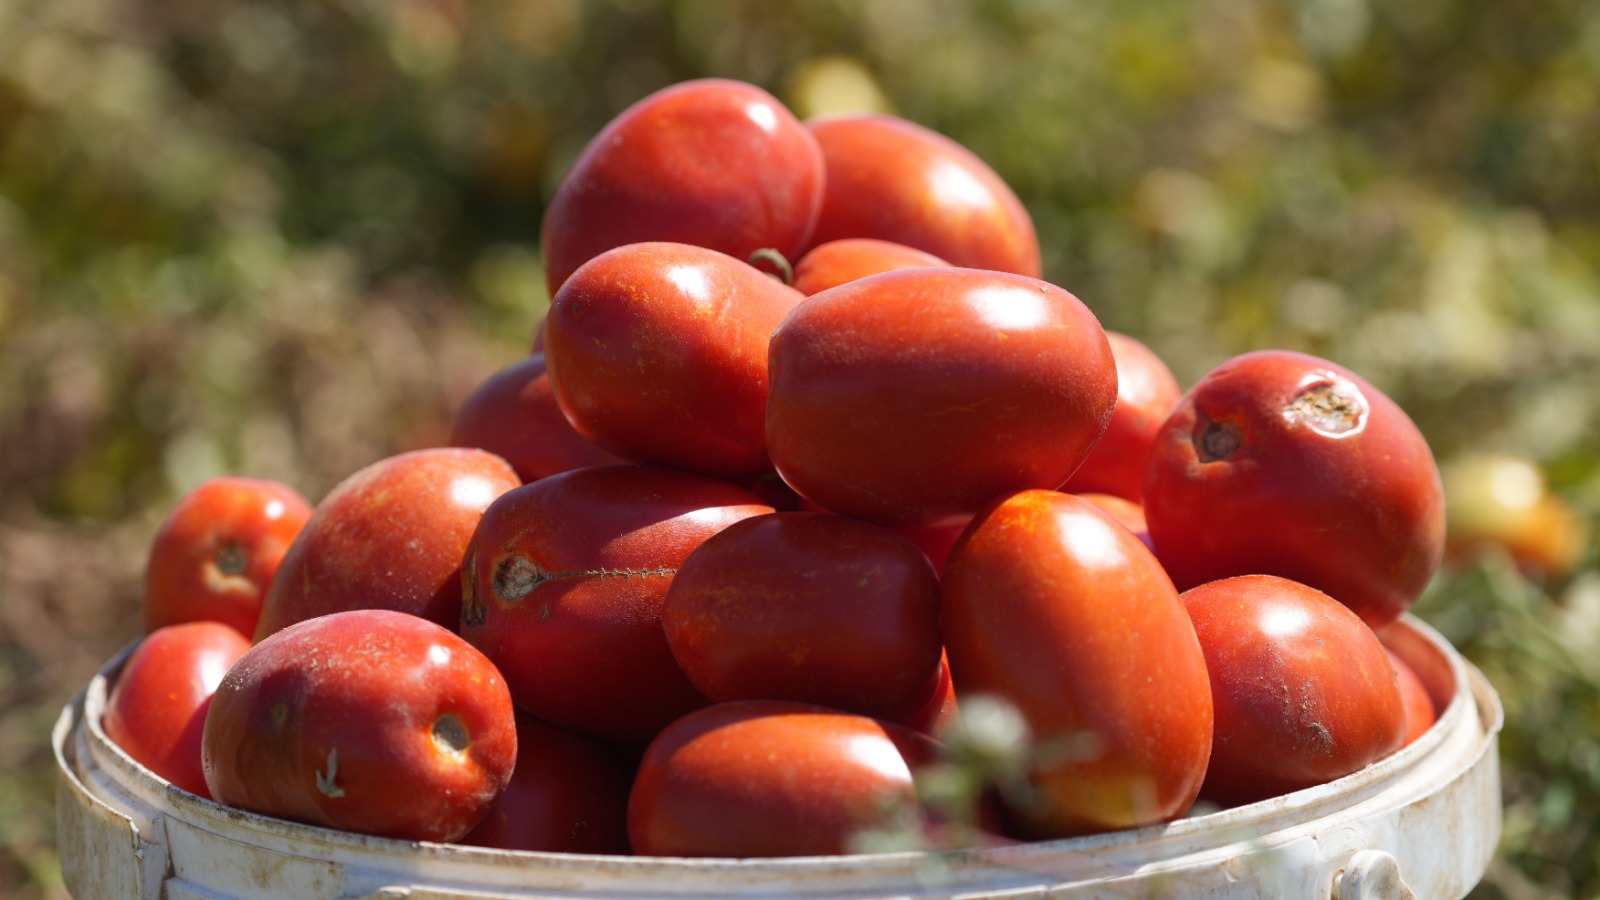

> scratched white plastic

[{"left": 55, "top": 615, "right": 1501, "bottom": 899}]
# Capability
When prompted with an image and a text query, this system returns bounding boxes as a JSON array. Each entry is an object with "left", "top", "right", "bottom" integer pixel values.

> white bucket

[{"left": 55, "top": 614, "right": 1501, "bottom": 899}]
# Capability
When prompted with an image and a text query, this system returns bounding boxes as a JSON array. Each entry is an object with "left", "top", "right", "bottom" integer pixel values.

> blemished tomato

[
  {"left": 1389, "top": 648, "right": 1437, "bottom": 747},
  {"left": 460, "top": 465, "right": 773, "bottom": 742},
  {"left": 203, "top": 609, "right": 518, "bottom": 843},
  {"left": 143, "top": 477, "right": 313, "bottom": 638},
  {"left": 790, "top": 238, "right": 951, "bottom": 296},
  {"left": 767, "top": 267, "right": 1117, "bottom": 529},
  {"left": 102, "top": 622, "right": 252, "bottom": 799},
  {"left": 1060, "top": 333, "right": 1182, "bottom": 502},
  {"left": 662, "top": 511, "right": 943, "bottom": 720},
  {"left": 805, "top": 115, "right": 1041, "bottom": 277},
  {"left": 541, "top": 79, "right": 824, "bottom": 296},
  {"left": 544, "top": 242, "right": 804, "bottom": 480},
  {"left": 1181, "top": 575, "right": 1405, "bottom": 807},
  {"left": 449, "top": 353, "right": 626, "bottom": 483},
  {"left": 627, "top": 701, "right": 935, "bottom": 857},
  {"left": 939, "top": 490, "right": 1213, "bottom": 837},
  {"left": 457, "top": 711, "right": 632, "bottom": 854},
  {"left": 254, "top": 448, "right": 520, "bottom": 640},
  {"left": 1144, "top": 349, "right": 1445, "bottom": 628}
]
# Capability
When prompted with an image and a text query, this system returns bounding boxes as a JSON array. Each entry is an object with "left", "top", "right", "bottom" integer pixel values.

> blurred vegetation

[{"left": 2, "top": 0, "right": 1598, "bottom": 896}]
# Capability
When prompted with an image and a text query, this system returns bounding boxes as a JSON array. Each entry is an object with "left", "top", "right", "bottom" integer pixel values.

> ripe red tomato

[
  {"left": 449, "top": 353, "right": 625, "bottom": 483},
  {"left": 203, "top": 609, "right": 517, "bottom": 842},
  {"left": 662, "top": 511, "right": 943, "bottom": 720},
  {"left": 790, "top": 238, "right": 950, "bottom": 296},
  {"left": 1072, "top": 492, "right": 1154, "bottom": 552},
  {"left": 541, "top": 79, "right": 824, "bottom": 295},
  {"left": 1060, "top": 333, "right": 1182, "bottom": 502},
  {"left": 102, "top": 622, "right": 251, "bottom": 799},
  {"left": 767, "top": 268, "right": 1117, "bottom": 529},
  {"left": 457, "top": 711, "right": 632, "bottom": 854},
  {"left": 1388, "top": 648, "right": 1437, "bottom": 747},
  {"left": 143, "top": 477, "right": 312, "bottom": 638},
  {"left": 1144, "top": 350, "right": 1445, "bottom": 628},
  {"left": 627, "top": 701, "right": 934, "bottom": 857},
  {"left": 805, "top": 115, "right": 1041, "bottom": 276},
  {"left": 254, "top": 448, "right": 520, "bottom": 640},
  {"left": 889, "top": 652, "right": 960, "bottom": 739},
  {"left": 1181, "top": 575, "right": 1405, "bottom": 807},
  {"left": 940, "top": 490, "right": 1213, "bottom": 837},
  {"left": 460, "top": 465, "right": 773, "bottom": 742},
  {"left": 545, "top": 242, "right": 804, "bottom": 480}
]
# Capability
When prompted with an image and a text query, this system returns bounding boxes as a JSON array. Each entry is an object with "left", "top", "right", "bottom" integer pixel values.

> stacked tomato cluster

[{"left": 103, "top": 79, "right": 1446, "bottom": 858}]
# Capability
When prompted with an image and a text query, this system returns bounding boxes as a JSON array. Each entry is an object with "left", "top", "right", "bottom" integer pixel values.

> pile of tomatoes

[{"left": 103, "top": 78, "right": 1447, "bottom": 859}]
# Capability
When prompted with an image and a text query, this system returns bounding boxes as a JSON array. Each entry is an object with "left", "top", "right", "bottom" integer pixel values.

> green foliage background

[{"left": 2, "top": 1, "right": 1598, "bottom": 896}]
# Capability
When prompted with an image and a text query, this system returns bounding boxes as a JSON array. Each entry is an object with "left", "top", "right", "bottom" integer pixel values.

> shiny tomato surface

[
  {"left": 102, "top": 622, "right": 251, "bottom": 799},
  {"left": 805, "top": 115, "right": 1040, "bottom": 276},
  {"left": 254, "top": 448, "right": 520, "bottom": 639},
  {"left": 940, "top": 490, "right": 1212, "bottom": 837},
  {"left": 1182, "top": 575, "right": 1405, "bottom": 807},
  {"left": 767, "top": 267, "right": 1116, "bottom": 529},
  {"left": 790, "top": 238, "right": 950, "bottom": 296},
  {"left": 449, "top": 354, "right": 625, "bottom": 482},
  {"left": 460, "top": 465, "right": 772, "bottom": 742},
  {"left": 541, "top": 79, "right": 824, "bottom": 295},
  {"left": 203, "top": 609, "right": 517, "bottom": 842},
  {"left": 1060, "top": 332, "right": 1182, "bottom": 502},
  {"left": 143, "top": 477, "right": 312, "bottom": 637},
  {"left": 1144, "top": 350, "right": 1445, "bottom": 628}
]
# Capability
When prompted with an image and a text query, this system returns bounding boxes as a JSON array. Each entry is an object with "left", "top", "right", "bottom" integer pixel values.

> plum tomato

[
  {"left": 1072, "top": 493, "right": 1154, "bottom": 552},
  {"left": 457, "top": 710, "right": 632, "bottom": 854},
  {"left": 1389, "top": 648, "right": 1437, "bottom": 747},
  {"left": 459, "top": 465, "right": 773, "bottom": 742},
  {"left": 766, "top": 267, "right": 1116, "bottom": 529},
  {"left": 1144, "top": 349, "right": 1445, "bottom": 628},
  {"left": 544, "top": 242, "right": 804, "bottom": 480},
  {"left": 805, "top": 115, "right": 1041, "bottom": 277},
  {"left": 1060, "top": 333, "right": 1182, "bottom": 502},
  {"left": 940, "top": 490, "right": 1212, "bottom": 837},
  {"left": 143, "top": 477, "right": 312, "bottom": 638},
  {"left": 790, "top": 238, "right": 951, "bottom": 296},
  {"left": 254, "top": 448, "right": 520, "bottom": 640},
  {"left": 102, "top": 622, "right": 251, "bottom": 799},
  {"left": 541, "top": 79, "right": 824, "bottom": 295},
  {"left": 202, "top": 609, "right": 518, "bottom": 843},
  {"left": 890, "top": 651, "right": 960, "bottom": 739},
  {"left": 627, "top": 701, "right": 935, "bottom": 857},
  {"left": 662, "top": 511, "right": 943, "bottom": 720},
  {"left": 1181, "top": 575, "right": 1405, "bottom": 807},
  {"left": 449, "top": 353, "right": 625, "bottom": 483}
]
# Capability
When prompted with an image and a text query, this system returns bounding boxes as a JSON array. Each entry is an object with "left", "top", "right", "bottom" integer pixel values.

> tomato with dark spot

[
  {"left": 791, "top": 238, "right": 951, "bottom": 296},
  {"left": 449, "top": 353, "right": 625, "bottom": 483},
  {"left": 1060, "top": 332, "right": 1182, "bottom": 502}
]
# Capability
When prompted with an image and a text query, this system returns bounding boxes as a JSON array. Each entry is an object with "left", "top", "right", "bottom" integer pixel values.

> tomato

[
  {"left": 662, "top": 511, "right": 942, "bottom": 720},
  {"left": 541, "top": 79, "right": 824, "bottom": 295},
  {"left": 203, "top": 609, "right": 517, "bottom": 842},
  {"left": 143, "top": 477, "right": 312, "bottom": 637},
  {"left": 890, "top": 652, "right": 960, "bottom": 739},
  {"left": 449, "top": 353, "right": 625, "bottom": 483},
  {"left": 460, "top": 465, "right": 773, "bottom": 742},
  {"left": 1388, "top": 648, "right": 1437, "bottom": 747},
  {"left": 1181, "top": 575, "right": 1405, "bottom": 807},
  {"left": 767, "top": 267, "right": 1117, "bottom": 529},
  {"left": 545, "top": 242, "right": 804, "bottom": 480},
  {"left": 254, "top": 448, "right": 520, "bottom": 640},
  {"left": 457, "top": 711, "right": 632, "bottom": 854},
  {"left": 627, "top": 701, "right": 934, "bottom": 857},
  {"left": 1060, "top": 333, "right": 1182, "bottom": 502},
  {"left": 1442, "top": 453, "right": 1588, "bottom": 582},
  {"left": 1144, "top": 350, "right": 1445, "bottom": 628},
  {"left": 805, "top": 115, "right": 1040, "bottom": 276},
  {"left": 102, "top": 622, "right": 251, "bottom": 799},
  {"left": 790, "top": 238, "right": 950, "bottom": 296},
  {"left": 1072, "top": 492, "right": 1154, "bottom": 552},
  {"left": 939, "top": 490, "right": 1212, "bottom": 837}
]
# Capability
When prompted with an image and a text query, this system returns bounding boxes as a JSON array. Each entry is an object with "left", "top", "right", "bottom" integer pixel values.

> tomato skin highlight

[
  {"left": 1144, "top": 349, "right": 1445, "bottom": 628},
  {"left": 1181, "top": 575, "right": 1406, "bottom": 807},
  {"left": 939, "top": 490, "right": 1213, "bottom": 837}
]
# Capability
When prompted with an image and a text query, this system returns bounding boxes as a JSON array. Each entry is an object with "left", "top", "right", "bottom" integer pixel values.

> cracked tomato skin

[
  {"left": 939, "top": 490, "right": 1212, "bottom": 838},
  {"left": 540, "top": 79, "right": 824, "bottom": 296},
  {"left": 1182, "top": 575, "right": 1405, "bottom": 808},
  {"left": 460, "top": 465, "right": 773, "bottom": 742},
  {"left": 1060, "top": 333, "right": 1182, "bottom": 503},
  {"left": 805, "top": 115, "right": 1041, "bottom": 277},
  {"left": 790, "top": 238, "right": 951, "bottom": 296},
  {"left": 1143, "top": 350, "right": 1445, "bottom": 628},
  {"left": 202, "top": 609, "right": 517, "bottom": 842},
  {"left": 254, "top": 448, "right": 521, "bottom": 641}
]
